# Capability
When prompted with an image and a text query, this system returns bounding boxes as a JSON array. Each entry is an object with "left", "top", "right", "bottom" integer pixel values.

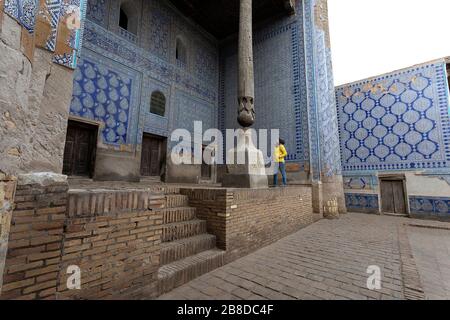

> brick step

[
  {"left": 148, "top": 185, "right": 181, "bottom": 195},
  {"left": 164, "top": 186, "right": 182, "bottom": 195},
  {"left": 162, "top": 220, "right": 207, "bottom": 242},
  {"left": 158, "top": 249, "right": 225, "bottom": 295},
  {"left": 161, "top": 234, "right": 217, "bottom": 265},
  {"left": 166, "top": 194, "right": 189, "bottom": 208},
  {"left": 162, "top": 207, "right": 196, "bottom": 224},
  {"left": 67, "top": 190, "right": 156, "bottom": 217}
]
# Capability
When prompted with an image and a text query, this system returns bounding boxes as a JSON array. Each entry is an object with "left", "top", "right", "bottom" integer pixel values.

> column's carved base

[
  {"left": 222, "top": 129, "right": 268, "bottom": 189},
  {"left": 311, "top": 175, "right": 346, "bottom": 219},
  {"left": 321, "top": 174, "right": 347, "bottom": 219}
]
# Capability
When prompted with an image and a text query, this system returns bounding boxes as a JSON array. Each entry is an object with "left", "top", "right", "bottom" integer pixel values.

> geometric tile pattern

[
  {"left": 86, "top": 0, "right": 108, "bottom": 28},
  {"left": 410, "top": 196, "right": 450, "bottom": 217},
  {"left": 44, "top": 0, "right": 62, "bottom": 52},
  {"left": 315, "top": 28, "right": 342, "bottom": 177},
  {"left": 219, "top": 0, "right": 341, "bottom": 178},
  {"left": 70, "top": 56, "right": 133, "bottom": 145},
  {"left": 337, "top": 62, "right": 450, "bottom": 172},
  {"left": 303, "top": 0, "right": 321, "bottom": 180},
  {"left": 345, "top": 193, "right": 379, "bottom": 211},
  {"left": 254, "top": 22, "right": 296, "bottom": 161},
  {"left": 195, "top": 46, "right": 218, "bottom": 85},
  {"left": 4, "top": 0, "right": 38, "bottom": 33},
  {"left": 82, "top": 20, "right": 217, "bottom": 104},
  {"left": 292, "top": 10, "right": 310, "bottom": 164},
  {"left": 146, "top": 2, "right": 170, "bottom": 60},
  {"left": 3, "top": 0, "right": 87, "bottom": 69},
  {"left": 139, "top": 77, "right": 171, "bottom": 140},
  {"left": 171, "top": 89, "right": 216, "bottom": 148},
  {"left": 78, "top": 0, "right": 220, "bottom": 150},
  {"left": 344, "top": 177, "right": 370, "bottom": 190},
  {"left": 221, "top": 19, "right": 304, "bottom": 163},
  {"left": 299, "top": 0, "right": 344, "bottom": 180},
  {"left": 51, "top": 0, "right": 88, "bottom": 68}
]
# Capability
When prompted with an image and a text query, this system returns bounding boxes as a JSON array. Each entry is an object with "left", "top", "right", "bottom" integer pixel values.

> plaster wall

[{"left": 406, "top": 173, "right": 450, "bottom": 197}]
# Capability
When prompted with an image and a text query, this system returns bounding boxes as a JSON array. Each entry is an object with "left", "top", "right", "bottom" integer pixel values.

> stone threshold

[{"left": 407, "top": 222, "right": 450, "bottom": 231}]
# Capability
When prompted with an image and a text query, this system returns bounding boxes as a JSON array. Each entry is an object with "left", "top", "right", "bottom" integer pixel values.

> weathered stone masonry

[
  {"left": 0, "top": 13, "right": 75, "bottom": 176},
  {"left": 0, "top": 9, "right": 81, "bottom": 295}
]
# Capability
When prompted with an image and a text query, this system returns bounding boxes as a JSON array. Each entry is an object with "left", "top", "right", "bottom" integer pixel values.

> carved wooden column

[
  {"left": 237, "top": 0, "right": 255, "bottom": 128},
  {"left": 222, "top": 0, "right": 268, "bottom": 189}
]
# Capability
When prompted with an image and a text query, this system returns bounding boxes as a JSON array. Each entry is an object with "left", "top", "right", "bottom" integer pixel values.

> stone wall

[
  {"left": 0, "top": 12, "right": 76, "bottom": 293},
  {"left": 0, "top": 13, "right": 74, "bottom": 176},
  {"left": 0, "top": 174, "right": 163, "bottom": 299},
  {"left": 180, "top": 186, "right": 315, "bottom": 263}
]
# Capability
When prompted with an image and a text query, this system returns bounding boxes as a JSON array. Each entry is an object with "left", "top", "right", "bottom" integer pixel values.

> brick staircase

[
  {"left": 65, "top": 183, "right": 225, "bottom": 297},
  {"left": 157, "top": 188, "right": 225, "bottom": 295}
]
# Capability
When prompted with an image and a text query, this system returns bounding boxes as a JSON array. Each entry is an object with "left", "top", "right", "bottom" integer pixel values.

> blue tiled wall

[
  {"left": 70, "top": 54, "right": 139, "bottom": 145},
  {"left": 71, "top": 0, "right": 219, "bottom": 146},
  {"left": 337, "top": 60, "right": 450, "bottom": 218},
  {"left": 336, "top": 61, "right": 450, "bottom": 173},
  {"left": 345, "top": 193, "right": 379, "bottom": 213},
  {"left": 220, "top": 19, "right": 303, "bottom": 162},
  {"left": 220, "top": 0, "right": 341, "bottom": 179},
  {"left": 410, "top": 196, "right": 450, "bottom": 218},
  {"left": 70, "top": 0, "right": 343, "bottom": 184}
]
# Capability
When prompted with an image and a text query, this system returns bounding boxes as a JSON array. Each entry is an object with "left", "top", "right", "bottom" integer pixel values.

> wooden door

[
  {"left": 380, "top": 180, "right": 406, "bottom": 214},
  {"left": 63, "top": 121, "right": 97, "bottom": 177},
  {"left": 140, "top": 135, "right": 164, "bottom": 177},
  {"left": 201, "top": 145, "right": 212, "bottom": 179}
]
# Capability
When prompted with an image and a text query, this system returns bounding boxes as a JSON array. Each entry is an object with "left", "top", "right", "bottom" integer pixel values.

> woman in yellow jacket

[{"left": 273, "top": 139, "right": 288, "bottom": 186}]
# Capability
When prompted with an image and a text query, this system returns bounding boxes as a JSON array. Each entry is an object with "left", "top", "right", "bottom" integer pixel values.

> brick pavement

[
  {"left": 408, "top": 226, "right": 450, "bottom": 300},
  {"left": 158, "top": 213, "right": 450, "bottom": 300}
]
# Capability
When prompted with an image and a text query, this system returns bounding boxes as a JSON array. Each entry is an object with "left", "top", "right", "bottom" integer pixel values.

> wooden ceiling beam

[{"left": 168, "top": 0, "right": 295, "bottom": 39}]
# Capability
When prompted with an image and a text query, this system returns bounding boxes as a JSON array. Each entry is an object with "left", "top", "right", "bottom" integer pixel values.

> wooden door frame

[
  {"left": 378, "top": 174, "right": 409, "bottom": 215},
  {"left": 140, "top": 133, "right": 167, "bottom": 179},
  {"left": 64, "top": 118, "right": 99, "bottom": 178},
  {"left": 199, "top": 144, "right": 217, "bottom": 184}
]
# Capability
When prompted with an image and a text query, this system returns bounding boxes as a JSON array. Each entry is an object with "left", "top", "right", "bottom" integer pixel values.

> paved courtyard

[{"left": 158, "top": 213, "right": 450, "bottom": 300}]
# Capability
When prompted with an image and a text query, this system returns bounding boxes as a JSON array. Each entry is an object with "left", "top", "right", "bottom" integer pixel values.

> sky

[{"left": 328, "top": 0, "right": 450, "bottom": 86}]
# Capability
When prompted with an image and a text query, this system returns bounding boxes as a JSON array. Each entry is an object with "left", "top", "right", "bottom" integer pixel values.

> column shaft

[{"left": 237, "top": 0, "right": 255, "bottom": 128}]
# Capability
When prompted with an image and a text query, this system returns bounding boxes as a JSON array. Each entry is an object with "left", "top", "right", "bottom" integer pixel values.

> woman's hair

[{"left": 279, "top": 139, "right": 285, "bottom": 145}]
